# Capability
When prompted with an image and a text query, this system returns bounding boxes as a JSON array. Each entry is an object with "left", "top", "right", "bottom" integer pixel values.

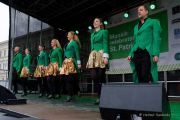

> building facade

[{"left": 0, "top": 40, "right": 8, "bottom": 80}]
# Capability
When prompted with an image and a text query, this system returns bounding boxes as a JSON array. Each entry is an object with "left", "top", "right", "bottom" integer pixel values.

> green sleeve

[
  {"left": 128, "top": 38, "right": 136, "bottom": 57},
  {"left": 152, "top": 19, "right": 162, "bottom": 57},
  {"left": 128, "top": 26, "right": 136, "bottom": 57},
  {"left": 17, "top": 54, "right": 23, "bottom": 73},
  {"left": 58, "top": 48, "right": 63, "bottom": 68},
  {"left": 102, "top": 30, "right": 109, "bottom": 54},
  {"left": 73, "top": 41, "right": 81, "bottom": 64},
  {"left": 90, "top": 33, "right": 93, "bottom": 51}
]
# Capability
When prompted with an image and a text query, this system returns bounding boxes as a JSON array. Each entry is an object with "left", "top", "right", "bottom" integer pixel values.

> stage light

[
  {"left": 123, "top": 12, "right": 129, "bottom": 18},
  {"left": 103, "top": 21, "right": 108, "bottom": 25},
  {"left": 88, "top": 26, "right": 92, "bottom": 30},
  {"left": 75, "top": 30, "right": 79, "bottom": 34},
  {"left": 150, "top": 3, "right": 156, "bottom": 10}
]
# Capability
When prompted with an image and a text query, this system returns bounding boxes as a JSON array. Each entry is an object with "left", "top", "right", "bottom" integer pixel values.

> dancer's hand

[
  {"left": 103, "top": 58, "right": 108, "bottom": 65},
  {"left": 153, "top": 56, "right": 159, "bottom": 63},
  {"left": 78, "top": 64, "right": 81, "bottom": 69},
  {"left": 127, "top": 56, "right": 131, "bottom": 62}
]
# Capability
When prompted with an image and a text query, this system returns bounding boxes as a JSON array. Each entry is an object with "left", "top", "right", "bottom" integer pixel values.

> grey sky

[{"left": 0, "top": 3, "right": 9, "bottom": 42}]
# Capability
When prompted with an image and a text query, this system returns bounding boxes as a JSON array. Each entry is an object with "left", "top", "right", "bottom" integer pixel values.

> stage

[
  {"left": 0, "top": 94, "right": 179, "bottom": 120},
  {"left": 0, "top": 94, "right": 100, "bottom": 120}
]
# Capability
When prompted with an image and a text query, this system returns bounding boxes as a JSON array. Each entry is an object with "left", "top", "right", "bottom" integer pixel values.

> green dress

[
  {"left": 13, "top": 52, "right": 23, "bottom": 73},
  {"left": 37, "top": 51, "right": 48, "bottom": 66},
  {"left": 128, "top": 18, "right": 162, "bottom": 83},
  {"left": 49, "top": 47, "right": 63, "bottom": 69},
  {"left": 91, "top": 29, "right": 109, "bottom": 58},
  {"left": 22, "top": 54, "right": 32, "bottom": 74},
  {"left": 64, "top": 40, "right": 81, "bottom": 68}
]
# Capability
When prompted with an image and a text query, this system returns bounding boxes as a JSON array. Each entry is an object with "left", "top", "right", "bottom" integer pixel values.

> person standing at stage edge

[
  {"left": 86, "top": 17, "right": 109, "bottom": 104},
  {"left": 12, "top": 46, "right": 23, "bottom": 94},
  {"left": 20, "top": 48, "right": 32, "bottom": 96},
  {"left": 127, "top": 5, "right": 162, "bottom": 83},
  {"left": 46, "top": 39, "right": 63, "bottom": 99},
  {"left": 60, "top": 31, "right": 81, "bottom": 102},
  {"left": 34, "top": 45, "right": 49, "bottom": 97}
]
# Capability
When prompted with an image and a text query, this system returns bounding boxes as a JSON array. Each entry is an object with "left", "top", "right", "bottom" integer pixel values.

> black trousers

[
  {"left": 12, "top": 69, "right": 20, "bottom": 93},
  {"left": 21, "top": 77, "right": 28, "bottom": 94},
  {"left": 90, "top": 68, "right": 106, "bottom": 96},
  {"left": 47, "top": 75, "right": 62, "bottom": 96},
  {"left": 133, "top": 48, "right": 152, "bottom": 83},
  {"left": 65, "top": 73, "right": 79, "bottom": 97},
  {"left": 37, "top": 77, "right": 48, "bottom": 94}
]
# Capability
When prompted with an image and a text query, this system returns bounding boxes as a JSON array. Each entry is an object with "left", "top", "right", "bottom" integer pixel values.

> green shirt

[
  {"left": 49, "top": 47, "right": 63, "bottom": 68},
  {"left": 37, "top": 51, "right": 48, "bottom": 66},
  {"left": 91, "top": 29, "right": 109, "bottom": 58},
  {"left": 13, "top": 52, "right": 23, "bottom": 73},
  {"left": 64, "top": 40, "right": 81, "bottom": 65}
]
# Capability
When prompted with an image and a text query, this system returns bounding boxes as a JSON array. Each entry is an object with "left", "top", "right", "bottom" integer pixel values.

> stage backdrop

[{"left": 108, "top": 6, "right": 180, "bottom": 74}]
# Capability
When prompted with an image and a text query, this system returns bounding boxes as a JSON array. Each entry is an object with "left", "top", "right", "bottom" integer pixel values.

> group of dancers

[
  {"left": 12, "top": 17, "right": 108, "bottom": 103},
  {"left": 12, "top": 4, "right": 161, "bottom": 105}
]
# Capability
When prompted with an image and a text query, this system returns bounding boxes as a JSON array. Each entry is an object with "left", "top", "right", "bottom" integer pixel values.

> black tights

[
  {"left": 65, "top": 74, "right": 79, "bottom": 96},
  {"left": 47, "top": 75, "right": 62, "bottom": 96},
  {"left": 37, "top": 77, "right": 48, "bottom": 94},
  {"left": 91, "top": 68, "right": 106, "bottom": 96},
  {"left": 21, "top": 77, "right": 28, "bottom": 94}
]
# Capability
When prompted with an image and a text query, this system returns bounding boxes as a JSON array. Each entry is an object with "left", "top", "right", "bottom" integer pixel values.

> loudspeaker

[
  {"left": 99, "top": 83, "right": 171, "bottom": 120},
  {"left": 0, "top": 85, "right": 16, "bottom": 103},
  {"left": 0, "top": 85, "right": 26, "bottom": 104}
]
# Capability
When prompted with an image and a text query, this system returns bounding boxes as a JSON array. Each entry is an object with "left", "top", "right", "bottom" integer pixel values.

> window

[
  {"left": 6, "top": 49, "right": 8, "bottom": 56},
  {"left": 4, "top": 50, "right": 6, "bottom": 57},
  {"left": 1, "top": 51, "right": 3, "bottom": 57},
  {"left": 3, "top": 63, "right": 7, "bottom": 70},
  {"left": 3, "top": 63, "right": 5, "bottom": 69}
]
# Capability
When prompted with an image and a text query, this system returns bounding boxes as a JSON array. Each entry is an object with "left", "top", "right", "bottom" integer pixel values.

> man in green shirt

[
  {"left": 128, "top": 5, "right": 161, "bottom": 83},
  {"left": 12, "top": 46, "right": 23, "bottom": 94}
]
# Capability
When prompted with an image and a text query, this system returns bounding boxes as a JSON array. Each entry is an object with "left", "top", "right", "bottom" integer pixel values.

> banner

[{"left": 107, "top": 10, "right": 175, "bottom": 72}]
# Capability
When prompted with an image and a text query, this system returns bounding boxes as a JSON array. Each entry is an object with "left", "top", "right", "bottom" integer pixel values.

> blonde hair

[
  {"left": 52, "top": 39, "right": 62, "bottom": 49},
  {"left": 69, "top": 31, "right": 81, "bottom": 48}
]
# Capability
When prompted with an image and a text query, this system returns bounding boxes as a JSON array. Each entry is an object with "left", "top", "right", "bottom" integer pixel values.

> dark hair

[
  {"left": 25, "top": 48, "right": 31, "bottom": 53},
  {"left": 94, "top": 17, "right": 104, "bottom": 29},
  {"left": 138, "top": 4, "right": 149, "bottom": 11}
]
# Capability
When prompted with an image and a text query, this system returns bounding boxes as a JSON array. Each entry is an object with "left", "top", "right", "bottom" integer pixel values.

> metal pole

[
  {"left": 106, "top": 73, "right": 108, "bottom": 83},
  {"left": 164, "top": 71, "right": 168, "bottom": 91},
  {"left": 9, "top": 8, "right": 17, "bottom": 90},
  {"left": 92, "top": 80, "right": 94, "bottom": 94},
  {"left": 40, "top": 21, "right": 43, "bottom": 44},
  {"left": 26, "top": 15, "right": 30, "bottom": 48},
  {"left": 122, "top": 74, "right": 125, "bottom": 83}
]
